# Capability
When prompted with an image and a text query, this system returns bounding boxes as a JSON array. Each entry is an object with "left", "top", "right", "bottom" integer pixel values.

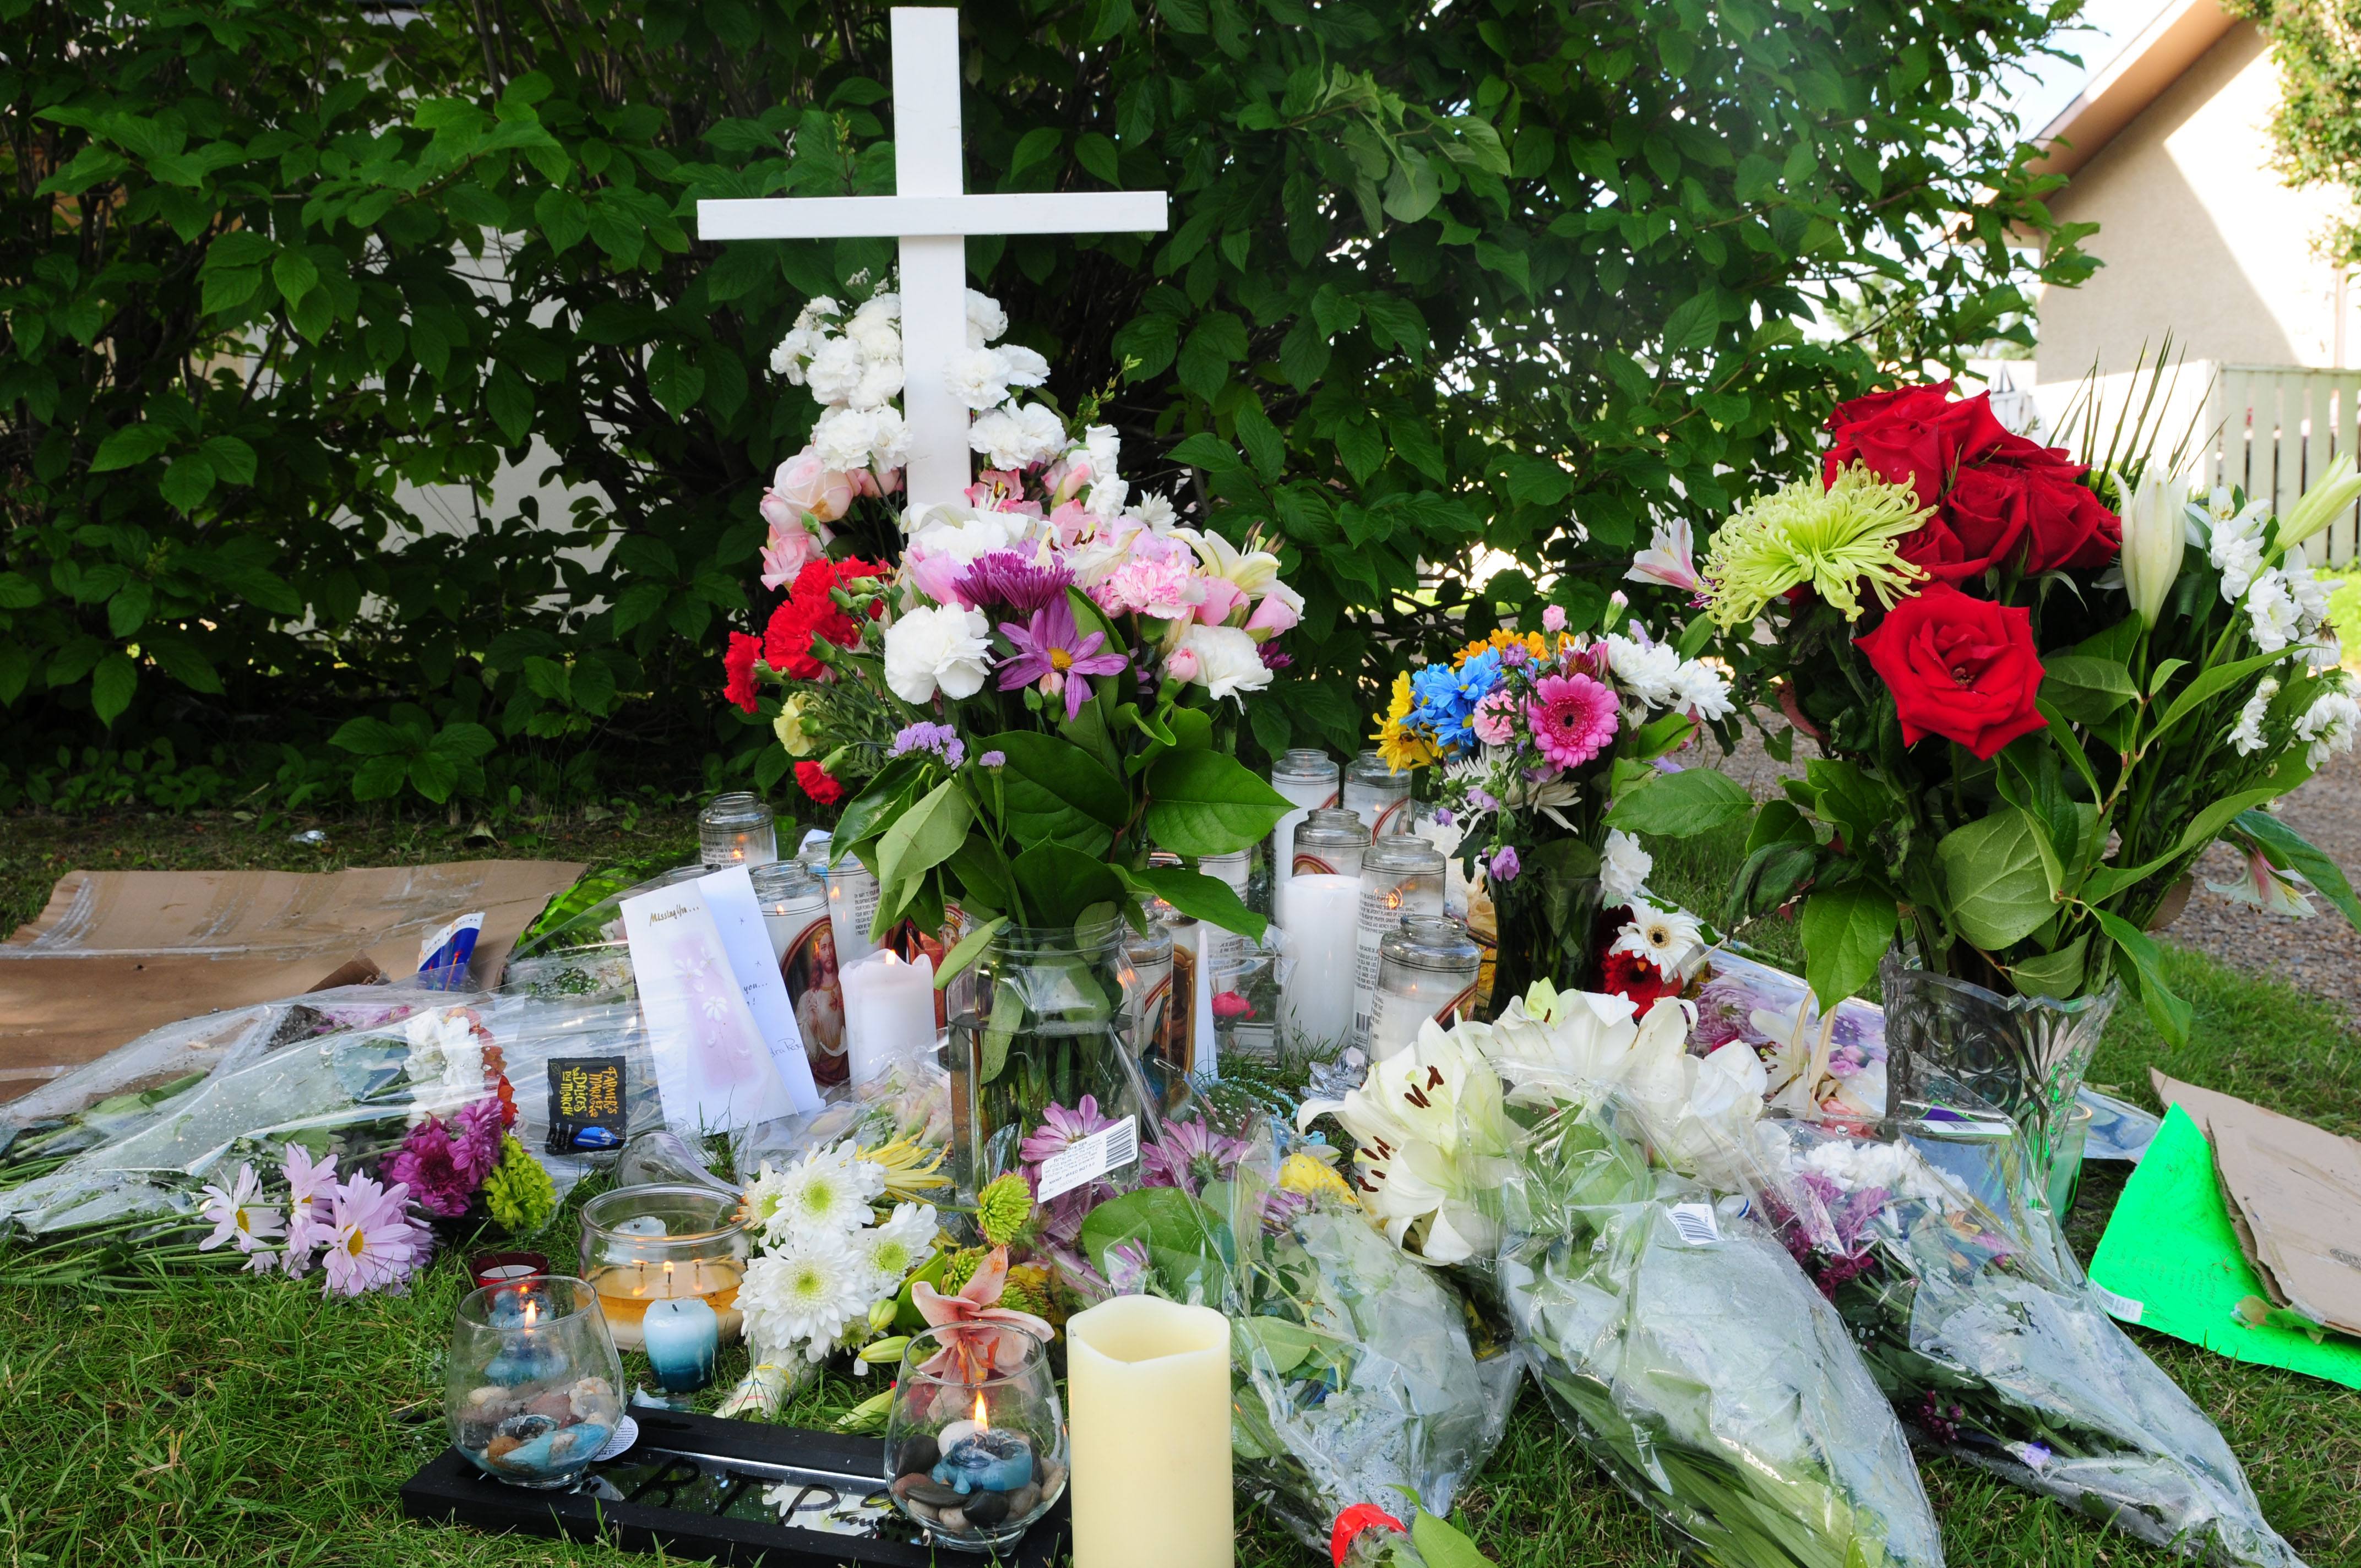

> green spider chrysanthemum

[
  {"left": 1701, "top": 464, "right": 1930, "bottom": 628},
  {"left": 937, "top": 1246, "right": 984, "bottom": 1295},
  {"left": 976, "top": 1173, "right": 1033, "bottom": 1247},
  {"left": 483, "top": 1135, "right": 557, "bottom": 1234}
]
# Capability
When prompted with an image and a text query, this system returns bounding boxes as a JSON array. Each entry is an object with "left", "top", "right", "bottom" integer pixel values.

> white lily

[
  {"left": 1620, "top": 999, "right": 1769, "bottom": 1179},
  {"left": 2118, "top": 468, "right": 2189, "bottom": 628},
  {"left": 2277, "top": 451, "right": 2361, "bottom": 552},
  {"left": 1175, "top": 525, "right": 1285, "bottom": 597},
  {"left": 2206, "top": 846, "right": 2316, "bottom": 918}
]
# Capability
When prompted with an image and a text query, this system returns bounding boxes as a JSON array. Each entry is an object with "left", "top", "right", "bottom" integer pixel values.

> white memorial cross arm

[{"left": 695, "top": 7, "right": 1168, "bottom": 511}]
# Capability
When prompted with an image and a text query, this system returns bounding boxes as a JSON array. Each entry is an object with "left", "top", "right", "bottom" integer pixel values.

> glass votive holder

[
  {"left": 447, "top": 1275, "right": 624, "bottom": 1489},
  {"left": 699, "top": 790, "right": 778, "bottom": 869},
  {"left": 2045, "top": 1100, "right": 2096, "bottom": 1218},
  {"left": 1368, "top": 914, "right": 1482, "bottom": 1056},
  {"left": 468, "top": 1249, "right": 550, "bottom": 1289},
  {"left": 885, "top": 1326, "right": 1067, "bottom": 1552},
  {"left": 578, "top": 1184, "right": 750, "bottom": 1354}
]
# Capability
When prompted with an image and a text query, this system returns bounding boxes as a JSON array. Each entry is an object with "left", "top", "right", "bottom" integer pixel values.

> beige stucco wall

[{"left": 2038, "top": 20, "right": 2360, "bottom": 383}]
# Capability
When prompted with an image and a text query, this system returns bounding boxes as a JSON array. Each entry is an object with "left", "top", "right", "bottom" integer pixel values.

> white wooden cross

[{"left": 698, "top": 7, "right": 1168, "bottom": 509}]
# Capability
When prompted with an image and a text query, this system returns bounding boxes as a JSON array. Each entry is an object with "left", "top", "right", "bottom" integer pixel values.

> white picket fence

[{"left": 2202, "top": 365, "right": 2361, "bottom": 567}]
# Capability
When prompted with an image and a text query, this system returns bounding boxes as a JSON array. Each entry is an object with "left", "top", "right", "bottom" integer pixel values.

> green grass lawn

[{"left": 1, "top": 813, "right": 2357, "bottom": 1567}]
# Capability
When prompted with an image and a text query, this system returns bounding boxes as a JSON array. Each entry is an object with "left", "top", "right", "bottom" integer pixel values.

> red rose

[
  {"left": 1901, "top": 461, "right": 2031, "bottom": 581},
  {"left": 722, "top": 631, "right": 763, "bottom": 712},
  {"left": 1823, "top": 382, "right": 2010, "bottom": 505},
  {"left": 795, "top": 760, "right": 844, "bottom": 804},
  {"left": 2014, "top": 455, "right": 2122, "bottom": 571},
  {"left": 1852, "top": 582, "right": 2048, "bottom": 759}
]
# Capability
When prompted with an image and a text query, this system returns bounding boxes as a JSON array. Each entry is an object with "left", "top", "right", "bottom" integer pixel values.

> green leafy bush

[{"left": 0, "top": 0, "right": 2086, "bottom": 810}]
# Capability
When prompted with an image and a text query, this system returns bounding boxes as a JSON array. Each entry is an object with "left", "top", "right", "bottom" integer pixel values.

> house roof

[{"left": 2029, "top": 0, "right": 2238, "bottom": 177}]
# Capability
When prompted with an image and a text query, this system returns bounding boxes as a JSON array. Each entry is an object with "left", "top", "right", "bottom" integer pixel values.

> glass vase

[
  {"left": 884, "top": 1325, "right": 1068, "bottom": 1552},
  {"left": 1879, "top": 950, "right": 2119, "bottom": 1200},
  {"left": 1483, "top": 857, "right": 1603, "bottom": 1021},
  {"left": 446, "top": 1274, "right": 624, "bottom": 1489},
  {"left": 946, "top": 918, "right": 1147, "bottom": 1202}
]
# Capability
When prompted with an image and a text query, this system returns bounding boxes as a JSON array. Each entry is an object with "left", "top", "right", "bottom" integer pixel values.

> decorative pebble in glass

[
  {"left": 883, "top": 1326, "right": 1067, "bottom": 1552},
  {"left": 446, "top": 1275, "right": 624, "bottom": 1489}
]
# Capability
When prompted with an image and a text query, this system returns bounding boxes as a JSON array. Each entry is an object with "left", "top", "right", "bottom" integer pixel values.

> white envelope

[{"left": 620, "top": 880, "right": 797, "bottom": 1133}]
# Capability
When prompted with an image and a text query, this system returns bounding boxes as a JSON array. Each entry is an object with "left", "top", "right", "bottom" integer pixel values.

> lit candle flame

[
  {"left": 972, "top": 1390, "right": 989, "bottom": 1430},
  {"left": 523, "top": 1298, "right": 539, "bottom": 1327}
]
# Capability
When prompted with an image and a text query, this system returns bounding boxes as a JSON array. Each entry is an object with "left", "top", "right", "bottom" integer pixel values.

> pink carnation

[
  {"left": 1527, "top": 673, "right": 1619, "bottom": 768},
  {"left": 1471, "top": 690, "right": 1519, "bottom": 746},
  {"left": 1094, "top": 557, "right": 1200, "bottom": 619}
]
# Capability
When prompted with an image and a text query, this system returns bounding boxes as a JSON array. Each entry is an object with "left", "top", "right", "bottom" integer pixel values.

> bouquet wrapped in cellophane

[
  {"left": 1304, "top": 988, "right": 1947, "bottom": 1568},
  {"left": 1745, "top": 1115, "right": 2306, "bottom": 1568},
  {"left": 1004, "top": 1101, "right": 1515, "bottom": 1568}
]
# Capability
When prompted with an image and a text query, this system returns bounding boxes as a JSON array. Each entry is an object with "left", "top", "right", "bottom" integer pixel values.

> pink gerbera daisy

[{"left": 1527, "top": 673, "right": 1619, "bottom": 768}]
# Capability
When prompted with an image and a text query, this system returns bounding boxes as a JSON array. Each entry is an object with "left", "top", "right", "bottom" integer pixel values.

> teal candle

[{"left": 641, "top": 1295, "right": 719, "bottom": 1392}]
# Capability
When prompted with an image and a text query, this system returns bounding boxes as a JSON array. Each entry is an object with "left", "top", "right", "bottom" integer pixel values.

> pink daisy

[
  {"left": 318, "top": 1174, "right": 425, "bottom": 1299},
  {"left": 1527, "top": 673, "right": 1619, "bottom": 769}
]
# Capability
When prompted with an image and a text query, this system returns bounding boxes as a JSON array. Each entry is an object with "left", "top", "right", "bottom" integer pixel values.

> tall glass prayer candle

[
  {"left": 1267, "top": 750, "right": 1338, "bottom": 916},
  {"left": 698, "top": 792, "right": 777, "bottom": 869},
  {"left": 839, "top": 948, "right": 937, "bottom": 1085},
  {"left": 1341, "top": 750, "right": 1412, "bottom": 841},
  {"left": 751, "top": 859, "right": 847, "bottom": 1088},
  {"left": 1198, "top": 849, "right": 1250, "bottom": 971},
  {"left": 1277, "top": 807, "right": 1369, "bottom": 934},
  {"left": 1279, "top": 873, "right": 1361, "bottom": 1060},
  {"left": 1066, "top": 1295, "right": 1232, "bottom": 1568},
  {"left": 803, "top": 831, "right": 884, "bottom": 962},
  {"left": 1368, "top": 915, "right": 1483, "bottom": 1055},
  {"left": 1353, "top": 836, "right": 1445, "bottom": 1049}
]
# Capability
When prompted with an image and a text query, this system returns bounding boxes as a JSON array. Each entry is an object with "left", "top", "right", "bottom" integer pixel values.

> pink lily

[{"left": 909, "top": 1245, "right": 1054, "bottom": 1382}]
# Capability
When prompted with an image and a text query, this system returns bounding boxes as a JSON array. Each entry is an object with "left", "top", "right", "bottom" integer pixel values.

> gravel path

[{"left": 1705, "top": 717, "right": 2361, "bottom": 1030}]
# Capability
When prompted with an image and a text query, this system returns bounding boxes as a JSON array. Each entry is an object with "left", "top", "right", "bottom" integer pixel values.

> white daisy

[
  {"left": 739, "top": 1231, "right": 871, "bottom": 1363},
  {"left": 1609, "top": 898, "right": 1704, "bottom": 978}
]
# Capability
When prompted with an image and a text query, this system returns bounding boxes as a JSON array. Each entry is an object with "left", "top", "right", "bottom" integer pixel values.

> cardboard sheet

[
  {"left": 2087, "top": 1104, "right": 2361, "bottom": 1390},
  {"left": 0, "top": 861, "right": 584, "bottom": 1098},
  {"left": 2153, "top": 1071, "right": 2361, "bottom": 1341}
]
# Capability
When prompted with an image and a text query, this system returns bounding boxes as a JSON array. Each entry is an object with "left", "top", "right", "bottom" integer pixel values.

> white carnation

[
  {"left": 850, "top": 360, "right": 904, "bottom": 412},
  {"left": 850, "top": 291, "right": 899, "bottom": 328},
  {"left": 970, "top": 402, "right": 1067, "bottom": 470},
  {"left": 770, "top": 325, "right": 821, "bottom": 382},
  {"left": 1600, "top": 828, "right": 1652, "bottom": 906},
  {"left": 965, "top": 288, "right": 1008, "bottom": 346},
  {"left": 868, "top": 406, "right": 911, "bottom": 470},
  {"left": 804, "top": 337, "right": 864, "bottom": 406},
  {"left": 1604, "top": 633, "right": 1682, "bottom": 707},
  {"left": 812, "top": 406, "right": 879, "bottom": 471},
  {"left": 1086, "top": 476, "right": 1129, "bottom": 520},
  {"left": 1084, "top": 423, "right": 1120, "bottom": 477},
  {"left": 998, "top": 344, "right": 1051, "bottom": 390},
  {"left": 843, "top": 309, "right": 901, "bottom": 362},
  {"left": 883, "top": 603, "right": 993, "bottom": 705},
  {"left": 793, "top": 296, "right": 842, "bottom": 333},
  {"left": 945, "top": 347, "right": 1014, "bottom": 411},
  {"left": 1795, "top": 1134, "right": 1948, "bottom": 1204}
]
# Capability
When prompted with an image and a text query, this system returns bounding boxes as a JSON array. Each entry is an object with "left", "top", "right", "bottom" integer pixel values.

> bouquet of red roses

[{"left": 1675, "top": 379, "right": 2361, "bottom": 1038}]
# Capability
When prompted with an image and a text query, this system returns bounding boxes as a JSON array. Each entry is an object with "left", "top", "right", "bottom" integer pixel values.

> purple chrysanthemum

[
  {"left": 1139, "top": 1118, "right": 1248, "bottom": 1196},
  {"left": 998, "top": 600, "right": 1129, "bottom": 723},
  {"left": 1018, "top": 1096, "right": 1117, "bottom": 1168},
  {"left": 382, "top": 1097, "right": 504, "bottom": 1218},
  {"left": 891, "top": 720, "right": 966, "bottom": 767},
  {"left": 955, "top": 551, "right": 1076, "bottom": 616}
]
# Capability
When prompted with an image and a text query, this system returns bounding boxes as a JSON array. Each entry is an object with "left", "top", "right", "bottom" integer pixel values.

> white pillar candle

[
  {"left": 1279, "top": 873, "right": 1361, "bottom": 1058},
  {"left": 1267, "top": 750, "right": 1339, "bottom": 922},
  {"left": 1066, "top": 1295, "right": 1232, "bottom": 1568},
  {"left": 839, "top": 949, "right": 935, "bottom": 1084}
]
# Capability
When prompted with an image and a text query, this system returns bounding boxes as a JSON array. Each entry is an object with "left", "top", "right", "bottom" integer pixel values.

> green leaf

[
  {"left": 1604, "top": 768, "right": 1751, "bottom": 837},
  {"left": 2149, "top": 648, "right": 2291, "bottom": 745},
  {"left": 1798, "top": 884, "right": 1896, "bottom": 1010},
  {"left": 1936, "top": 808, "right": 2055, "bottom": 951},
  {"left": 2008, "top": 935, "right": 2088, "bottom": 1000},
  {"left": 1131, "top": 864, "right": 1265, "bottom": 942},
  {"left": 1144, "top": 749, "right": 1291, "bottom": 857},
  {"left": 271, "top": 247, "right": 319, "bottom": 303},
  {"left": 200, "top": 436, "right": 258, "bottom": 486},
  {"left": 0, "top": 571, "right": 41, "bottom": 609},
  {"left": 89, "top": 424, "right": 171, "bottom": 472},
  {"left": 2233, "top": 808, "right": 2361, "bottom": 929},
  {"left": 350, "top": 753, "right": 410, "bottom": 801},
  {"left": 431, "top": 721, "right": 498, "bottom": 760},
  {"left": 406, "top": 748, "right": 461, "bottom": 804},
  {"left": 1010, "top": 842, "right": 1127, "bottom": 928},
  {"left": 876, "top": 777, "right": 974, "bottom": 894},
  {"left": 2091, "top": 908, "right": 2193, "bottom": 1043},
  {"left": 88, "top": 651, "right": 135, "bottom": 726},
  {"left": 1411, "top": 1510, "right": 1499, "bottom": 1568},
  {"left": 981, "top": 730, "right": 1129, "bottom": 850},
  {"left": 534, "top": 188, "right": 590, "bottom": 254},
  {"left": 933, "top": 915, "right": 1010, "bottom": 988},
  {"left": 328, "top": 716, "right": 419, "bottom": 757},
  {"left": 157, "top": 453, "right": 217, "bottom": 513},
  {"left": 2038, "top": 654, "right": 2138, "bottom": 725}
]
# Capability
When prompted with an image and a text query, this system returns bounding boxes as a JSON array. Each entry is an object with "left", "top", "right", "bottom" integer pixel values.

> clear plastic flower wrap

[
  {"left": 1054, "top": 1115, "right": 1516, "bottom": 1568},
  {"left": 1748, "top": 1113, "right": 2306, "bottom": 1568},
  {"left": 1497, "top": 1089, "right": 1947, "bottom": 1568}
]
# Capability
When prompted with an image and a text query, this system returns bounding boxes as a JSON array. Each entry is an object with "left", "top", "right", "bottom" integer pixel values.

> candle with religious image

[
  {"left": 1341, "top": 750, "right": 1412, "bottom": 841},
  {"left": 1367, "top": 916, "right": 1483, "bottom": 1056},
  {"left": 752, "top": 859, "right": 847, "bottom": 1087},
  {"left": 1353, "top": 836, "right": 1445, "bottom": 1049},
  {"left": 1266, "top": 749, "right": 1339, "bottom": 916},
  {"left": 802, "top": 831, "right": 884, "bottom": 962}
]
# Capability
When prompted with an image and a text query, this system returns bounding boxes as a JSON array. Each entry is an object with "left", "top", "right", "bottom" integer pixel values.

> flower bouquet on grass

[
  {"left": 1749, "top": 1118, "right": 2306, "bottom": 1568},
  {"left": 1693, "top": 379, "right": 2361, "bottom": 1041},
  {"left": 1373, "top": 608, "right": 1749, "bottom": 1012},
  {"left": 1046, "top": 1115, "right": 1516, "bottom": 1568},
  {"left": 1305, "top": 992, "right": 1945, "bottom": 1568}
]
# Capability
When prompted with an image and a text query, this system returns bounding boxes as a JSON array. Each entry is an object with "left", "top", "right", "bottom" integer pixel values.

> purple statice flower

[
  {"left": 1917, "top": 1394, "right": 1966, "bottom": 1445},
  {"left": 998, "top": 599, "right": 1129, "bottom": 722},
  {"left": 955, "top": 550, "right": 1075, "bottom": 615},
  {"left": 1139, "top": 1118, "right": 1249, "bottom": 1196},
  {"left": 890, "top": 720, "right": 966, "bottom": 767},
  {"left": 1499, "top": 640, "right": 1529, "bottom": 668},
  {"left": 1018, "top": 1096, "right": 1117, "bottom": 1168},
  {"left": 1489, "top": 845, "right": 1522, "bottom": 883},
  {"left": 978, "top": 750, "right": 1006, "bottom": 769},
  {"left": 1258, "top": 644, "right": 1293, "bottom": 670}
]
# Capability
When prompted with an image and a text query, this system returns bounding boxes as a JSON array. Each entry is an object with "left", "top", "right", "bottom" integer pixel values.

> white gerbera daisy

[
  {"left": 739, "top": 1231, "right": 870, "bottom": 1363},
  {"left": 1610, "top": 898, "right": 1705, "bottom": 978}
]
